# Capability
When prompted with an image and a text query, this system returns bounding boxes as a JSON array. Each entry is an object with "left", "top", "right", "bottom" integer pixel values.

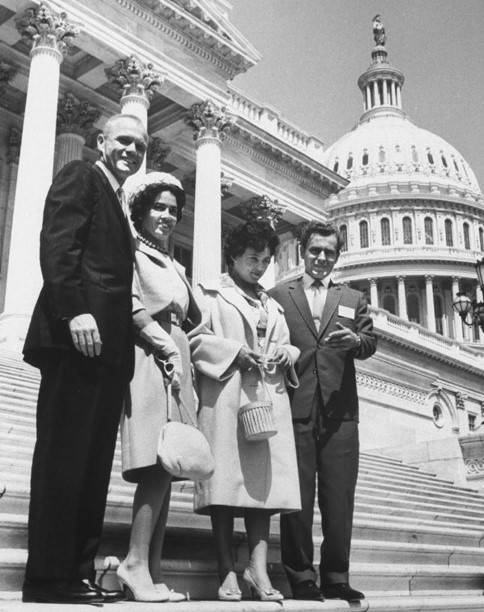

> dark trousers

[
  {"left": 24, "top": 350, "right": 129, "bottom": 584},
  {"left": 281, "top": 391, "right": 359, "bottom": 589}
]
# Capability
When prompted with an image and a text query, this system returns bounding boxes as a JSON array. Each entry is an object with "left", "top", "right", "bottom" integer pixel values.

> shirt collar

[
  {"left": 95, "top": 160, "right": 121, "bottom": 194},
  {"left": 303, "top": 272, "right": 331, "bottom": 290}
]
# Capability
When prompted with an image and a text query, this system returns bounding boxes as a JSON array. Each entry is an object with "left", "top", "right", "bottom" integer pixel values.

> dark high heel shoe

[{"left": 242, "top": 568, "right": 283, "bottom": 601}]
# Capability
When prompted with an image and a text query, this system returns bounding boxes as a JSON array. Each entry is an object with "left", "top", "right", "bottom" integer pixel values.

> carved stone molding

[
  {"left": 0, "top": 61, "right": 17, "bottom": 96},
  {"left": 464, "top": 457, "right": 484, "bottom": 476},
  {"left": 185, "top": 100, "right": 234, "bottom": 142},
  {"left": 15, "top": 2, "right": 79, "bottom": 56},
  {"left": 243, "top": 195, "right": 285, "bottom": 229},
  {"left": 106, "top": 55, "right": 162, "bottom": 101},
  {"left": 356, "top": 372, "right": 427, "bottom": 404},
  {"left": 221, "top": 172, "right": 234, "bottom": 196},
  {"left": 147, "top": 136, "right": 171, "bottom": 170},
  {"left": 455, "top": 392, "right": 466, "bottom": 411},
  {"left": 56, "top": 92, "right": 100, "bottom": 137},
  {"left": 6, "top": 127, "right": 21, "bottom": 165}
]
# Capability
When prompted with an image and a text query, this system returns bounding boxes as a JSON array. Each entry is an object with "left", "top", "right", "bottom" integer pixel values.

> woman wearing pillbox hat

[{"left": 117, "top": 172, "right": 202, "bottom": 602}]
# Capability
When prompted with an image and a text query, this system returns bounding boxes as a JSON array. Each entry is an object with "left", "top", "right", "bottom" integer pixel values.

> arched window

[
  {"left": 445, "top": 219, "right": 453, "bottom": 247},
  {"left": 362, "top": 150, "right": 369, "bottom": 166},
  {"left": 333, "top": 160, "right": 339, "bottom": 173},
  {"left": 424, "top": 217, "right": 434, "bottom": 245},
  {"left": 380, "top": 218, "right": 391, "bottom": 245},
  {"left": 382, "top": 294, "right": 396, "bottom": 314},
  {"left": 346, "top": 154, "right": 353, "bottom": 170},
  {"left": 407, "top": 293, "right": 420, "bottom": 323},
  {"left": 427, "top": 149, "right": 434, "bottom": 165},
  {"left": 339, "top": 224, "right": 347, "bottom": 252},
  {"left": 479, "top": 227, "right": 484, "bottom": 251},
  {"left": 359, "top": 220, "right": 369, "bottom": 249},
  {"left": 463, "top": 222, "right": 471, "bottom": 249},
  {"left": 402, "top": 216, "right": 413, "bottom": 244},
  {"left": 453, "top": 158, "right": 460, "bottom": 173},
  {"left": 441, "top": 153, "right": 448, "bottom": 168},
  {"left": 378, "top": 147, "right": 386, "bottom": 163},
  {"left": 434, "top": 294, "right": 443, "bottom": 335},
  {"left": 411, "top": 145, "right": 419, "bottom": 163}
]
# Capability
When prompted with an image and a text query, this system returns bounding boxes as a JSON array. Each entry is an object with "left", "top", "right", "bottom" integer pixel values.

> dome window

[
  {"left": 333, "top": 160, "right": 339, "bottom": 173},
  {"left": 424, "top": 217, "right": 434, "bottom": 245},
  {"left": 441, "top": 153, "right": 448, "bottom": 168},
  {"left": 479, "top": 227, "right": 484, "bottom": 251},
  {"left": 463, "top": 222, "right": 471, "bottom": 250},
  {"left": 461, "top": 160, "right": 470, "bottom": 179},
  {"left": 359, "top": 220, "right": 369, "bottom": 249},
  {"left": 445, "top": 219, "right": 453, "bottom": 247},
  {"left": 381, "top": 218, "right": 391, "bottom": 245},
  {"left": 382, "top": 294, "right": 396, "bottom": 315},
  {"left": 378, "top": 147, "right": 386, "bottom": 163},
  {"left": 346, "top": 154, "right": 353, "bottom": 170},
  {"left": 453, "top": 158, "right": 460, "bottom": 174},
  {"left": 402, "top": 216, "right": 413, "bottom": 245},
  {"left": 426, "top": 150, "right": 434, "bottom": 165},
  {"left": 362, "top": 151, "right": 369, "bottom": 166},
  {"left": 411, "top": 146, "right": 419, "bottom": 163},
  {"left": 339, "top": 224, "right": 347, "bottom": 252},
  {"left": 407, "top": 293, "right": 420, "bottom": 324}
]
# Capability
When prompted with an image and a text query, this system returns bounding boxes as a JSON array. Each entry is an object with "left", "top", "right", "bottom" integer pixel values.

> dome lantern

[{"left": 357, "top": 16, "right": 405, "bottom": 121}]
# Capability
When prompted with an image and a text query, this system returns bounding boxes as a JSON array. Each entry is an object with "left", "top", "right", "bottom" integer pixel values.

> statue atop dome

[{"left": 372, "top": 14, "right": 386, "bottom": 46}]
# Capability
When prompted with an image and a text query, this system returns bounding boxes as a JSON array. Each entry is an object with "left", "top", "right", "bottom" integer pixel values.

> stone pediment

[{"left": 137, "top": 0, "right": 260, "bottom": 77}]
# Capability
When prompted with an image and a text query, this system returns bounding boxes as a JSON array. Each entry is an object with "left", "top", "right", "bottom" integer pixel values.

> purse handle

[
  {"left": 254, "top": 363, "right": 272, "bottom": 403},
  {"left": 157, "top": 356, "right": 197, "bottom": 428}
]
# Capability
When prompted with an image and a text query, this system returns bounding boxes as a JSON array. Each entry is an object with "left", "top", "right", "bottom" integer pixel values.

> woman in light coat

[
  {"left": 190, "top": 221, "right": 301, "bottom": 602},
  {"left": 117, "top": 172, "right": 201, "bottom": 602}
]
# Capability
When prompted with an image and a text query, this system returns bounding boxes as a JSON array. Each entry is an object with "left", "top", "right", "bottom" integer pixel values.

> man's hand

[
  {"left": 68, "top": 313, "right": 102, "bottom": 358},
  {"left": 324, "top": 322, "right": 360, "bottom": 351},
  {"left": 236, "top": 346, "right": 261, "bottom": 371}
]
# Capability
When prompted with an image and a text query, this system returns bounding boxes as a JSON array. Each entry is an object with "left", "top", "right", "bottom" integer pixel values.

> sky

[{"left": 228, "top": 0, "right": 484, "bottom": 189}]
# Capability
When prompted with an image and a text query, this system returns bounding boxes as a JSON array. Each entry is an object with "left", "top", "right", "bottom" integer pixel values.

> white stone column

[
  {"left": 0, "top": 128, "right": 20, "bottom": 311},
  {"left": 365, "top": 86, "right": 371, "bottom": 110},
  {"left": 425, "top": 275, "right": 436, "bottom": 333},
  {"left": 396, "top": 85, "right": 402, "bottom": 108},
  {"left": 452, "top": 276, "right": 463, "bottom": 341},
  {"left": 54, "top": 92, "right": 100, "bottom": 174},
  {"left": 391, "top": 81, "right": 396, "bottom": 106},
  {"left": 372, "top": 81, "right": 379, "bottom": 106},
  {"left": 186, "top": 100, "right": 232, "bottom": 286},
  {"left": 382, "top": 79, "right": 388, "bottom": 105},
  {"left": 0, "top": 4, "right": 78, "bottom": 348},
  {"left": 398, "top": 276, "right": 408, "bottom": 320},
  {"left": 369, "top": 278, "right": 378, "bottom": 307}
]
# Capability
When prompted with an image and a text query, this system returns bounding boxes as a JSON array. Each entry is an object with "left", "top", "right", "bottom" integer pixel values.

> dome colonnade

[{"left": 322, "top": 16, "right": 484, "bottom": 345}]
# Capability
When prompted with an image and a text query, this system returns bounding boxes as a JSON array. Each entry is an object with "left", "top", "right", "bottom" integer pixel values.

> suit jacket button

[{"left": 313, "top": 368, "right": 318, "bottom": 375}]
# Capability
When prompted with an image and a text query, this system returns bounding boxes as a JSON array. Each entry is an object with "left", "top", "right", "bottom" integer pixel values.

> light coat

[{"left": 189, "top": 274, "right": 301, "bottom": 515}]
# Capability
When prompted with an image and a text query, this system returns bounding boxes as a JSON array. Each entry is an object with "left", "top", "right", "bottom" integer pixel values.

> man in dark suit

[
  {"left": 269, "top": 221, "right": 376, "bottom": 603},
  {"left": 22, "top": 114, "right": 148, "bottom": 604}
]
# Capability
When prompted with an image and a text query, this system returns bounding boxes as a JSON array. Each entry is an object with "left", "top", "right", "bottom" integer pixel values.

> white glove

[{"left": 140, "top": 321, "right": 182, "bottom": 388}]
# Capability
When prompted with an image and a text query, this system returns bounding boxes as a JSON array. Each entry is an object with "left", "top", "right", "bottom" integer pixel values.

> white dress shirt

[{"left": 303, "top": 273, "right": 331, "bottom": 331}]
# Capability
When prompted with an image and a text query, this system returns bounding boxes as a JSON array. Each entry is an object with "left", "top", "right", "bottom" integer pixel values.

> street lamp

[{"left": 452, "top": 257, "right": 484, "bottom": 332}]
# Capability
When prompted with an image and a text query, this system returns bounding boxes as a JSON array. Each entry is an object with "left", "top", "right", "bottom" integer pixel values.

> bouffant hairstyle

[
  {"left": 224, "top": 220, "right": 280, "bottom": 268},
  {"left": 299, "top": 220, "right": 344, "bottom": 254},
  {"left": 130, "top": 183, "right": 185, "bottom": 233}
]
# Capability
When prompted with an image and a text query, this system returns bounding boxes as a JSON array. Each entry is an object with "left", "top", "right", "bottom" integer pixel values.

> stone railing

[
  {"left": 370, "top": 307, "right": 484, "bottom": 371},
  {"left": 459, "top": 433, "right": 484, "bottom": 486},
  {"left": 337, "top": 245, "right": 483, "bottom": 269},
  {"left": 227, "top": 87, "right": 325, "bottom": 163}
]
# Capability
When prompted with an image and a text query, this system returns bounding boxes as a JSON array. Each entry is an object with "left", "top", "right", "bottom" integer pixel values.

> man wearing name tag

[{"left": 269, "top": 221, "right": 376, "bottom": 603}]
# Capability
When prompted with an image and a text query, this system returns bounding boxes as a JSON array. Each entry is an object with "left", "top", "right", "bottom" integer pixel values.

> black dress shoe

[
  {"left": 321, "top": 583, "right": 365, "bottom": 601},
  {"left": 292, "top": 579, "right": 325, "bottom": 601},
  {"left": 82, "top": 578, "right": 126, "bottom": 603},
  {"left": 22, "top": 579, "right": 104, "bottom": 604}
]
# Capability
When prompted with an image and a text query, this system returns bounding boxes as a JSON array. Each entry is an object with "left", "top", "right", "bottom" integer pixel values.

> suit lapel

[
  {"left": 288, "top": 278, "right": 318, "bottom": 339},
  {"left": 319, "top": 284, "right": 342, "bottom": 337},
  {"left": 93, "top": 165, "right": 133, "bottom": 251}
]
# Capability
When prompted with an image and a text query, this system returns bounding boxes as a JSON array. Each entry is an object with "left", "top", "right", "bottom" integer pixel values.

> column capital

[
  {"left": 147, "top": 136, "right": 171, "bottom": 170},
  {"left": 56, "top": 92, "right": 100, "bottom": 138},
  {"left": 397, "top": 275, "right": 406, "bottom": 282},
  {"left": 0, "top": 60, "right": 17, "bottom": 96},
  {"left": 369, "top": 277, "right": 377, "bottom": 285},
  {"left": 6, "top": 127, "right": 21, "bottom": 165},
  {"left": 106, "top": 55, "right": 162, "bottom": 103},
  {"left": 243, "top": 195, "right": 285, "bottom": 229},
  {"left": 425, "top": 274, "right": 434, "bottom": 282},
  {"left": 16, "top": 2, "right": 79, "bottom": 59},
  {"left": 186, "top": 99, "right": 234, "bottom": 142}
]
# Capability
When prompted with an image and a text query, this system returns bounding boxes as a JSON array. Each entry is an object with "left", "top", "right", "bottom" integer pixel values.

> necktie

[
  {"left": 311, "top": 279, "right": 325, "bottom": 331},
  {"left": 117, "top": 187, "right": 127, "bottom": 217}
]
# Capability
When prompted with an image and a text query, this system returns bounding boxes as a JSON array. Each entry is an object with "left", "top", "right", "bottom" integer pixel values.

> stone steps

[{"left": 1, "top": 350, "right": 484, "bottom": 610}]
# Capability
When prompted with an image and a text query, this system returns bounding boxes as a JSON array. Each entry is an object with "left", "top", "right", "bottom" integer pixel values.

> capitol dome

[{"left": 323, "top": 23, "right": 482, "bottom": 201}]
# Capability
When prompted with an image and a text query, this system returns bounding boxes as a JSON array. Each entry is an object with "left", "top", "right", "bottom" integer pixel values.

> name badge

[{"left": 338, "top": 305, "right": 355, "bottom": 319}]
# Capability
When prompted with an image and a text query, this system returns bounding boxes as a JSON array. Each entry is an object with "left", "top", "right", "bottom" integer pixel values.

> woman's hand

[
  {"left": 235, "top": 346, "right": 261, "bottom": 371},
  {"left": 266, "top": 347, "right": 291, "bottom": 370}
]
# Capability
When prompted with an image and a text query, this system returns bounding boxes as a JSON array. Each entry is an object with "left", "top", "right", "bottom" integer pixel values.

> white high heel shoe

[
  {"left": 154, "top": 582, "right": 187, "bottom": 602},
  {"left": 116, "top": 564, "right": 168, "bottom": 602}
]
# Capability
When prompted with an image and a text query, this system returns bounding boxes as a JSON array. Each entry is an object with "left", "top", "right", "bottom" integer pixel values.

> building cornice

[{"left": 119, "top": 0, "right": 258, "bottom": 79}]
